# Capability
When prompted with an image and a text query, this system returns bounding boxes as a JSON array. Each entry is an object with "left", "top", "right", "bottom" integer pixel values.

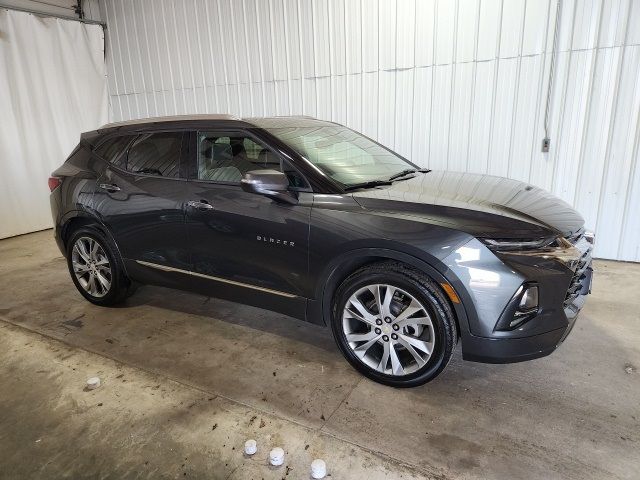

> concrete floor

[{"left": 0, "top": 231, "right": 638, "bottom": 480}]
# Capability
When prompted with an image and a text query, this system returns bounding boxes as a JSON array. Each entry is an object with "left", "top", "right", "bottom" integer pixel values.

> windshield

[{"left": 262, "top": 125, "right": 415, "bottom": 186}]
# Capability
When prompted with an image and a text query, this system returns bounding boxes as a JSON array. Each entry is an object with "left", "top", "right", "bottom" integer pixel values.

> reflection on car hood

[{"left": 351, "top": 170, "right": 585, "bottom": 238}]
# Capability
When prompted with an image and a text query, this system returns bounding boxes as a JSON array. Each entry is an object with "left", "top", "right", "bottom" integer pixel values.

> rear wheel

[
  {"left": 332, "top": 262, "right": 457, "bottom": 387},
  {"left": 66, "top": 227, "right": 134, "bottom": 306}
]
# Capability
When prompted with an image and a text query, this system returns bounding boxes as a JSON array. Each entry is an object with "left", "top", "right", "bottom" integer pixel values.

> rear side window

[
  {"left": 94, "top": 135, "right": 135, "bottom": 168},
  {"left": 126, "top": 132, "right": 183, "bottom": 178}
]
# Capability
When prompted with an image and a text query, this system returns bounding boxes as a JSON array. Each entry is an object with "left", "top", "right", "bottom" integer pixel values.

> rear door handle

[
  {"left": 187, "top": 200, "right": 214, "bottom": 210},
  {"left": 98, "top": 183, "right": 121, "bottom": 192}
]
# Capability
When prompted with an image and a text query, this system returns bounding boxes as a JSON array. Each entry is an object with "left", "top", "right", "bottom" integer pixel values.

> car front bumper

[{"left": 444, "top": 232, "right": 593, "bottom": 363}]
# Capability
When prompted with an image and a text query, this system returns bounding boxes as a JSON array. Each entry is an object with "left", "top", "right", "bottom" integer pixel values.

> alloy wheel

[
  {"left": 342, "top": 284, "right": 435, "bottom": 376},
  {"left": 71, "top": 236, "right": 112, "bottom": 297}
]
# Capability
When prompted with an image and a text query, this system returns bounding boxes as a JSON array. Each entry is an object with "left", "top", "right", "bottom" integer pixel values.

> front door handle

[
  {"left": 187, "top": 200, "right": 214, "bottom": 211},
  {"left": 98, "top": 183, "right": 121, "bottom": 192}
]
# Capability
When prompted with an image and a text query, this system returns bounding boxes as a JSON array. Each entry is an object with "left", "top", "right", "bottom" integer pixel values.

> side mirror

[{"left": 241, "top": 169, "right": 297, "bottom": 204}]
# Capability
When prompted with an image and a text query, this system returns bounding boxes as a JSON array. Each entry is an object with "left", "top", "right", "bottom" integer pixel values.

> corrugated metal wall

[{"left": 99, "top": 0, "right": 640, "bottom": 261}]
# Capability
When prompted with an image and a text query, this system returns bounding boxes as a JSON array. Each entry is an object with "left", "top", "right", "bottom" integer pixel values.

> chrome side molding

[{"left": 135, "top": 260, "right": 298, "bottom": 298}]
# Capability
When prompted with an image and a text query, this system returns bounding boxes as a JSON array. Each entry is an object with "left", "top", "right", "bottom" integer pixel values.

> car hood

[{"left": 351, "top": 170, "right": 585, "bottom": 238}]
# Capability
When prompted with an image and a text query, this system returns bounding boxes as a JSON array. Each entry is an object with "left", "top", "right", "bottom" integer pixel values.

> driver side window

[
  {"left": 197, "top": 132, "right": 278, "bottom": 183},
  {"left": 197, "top": 131, "right": 308, "bottom": 188}
]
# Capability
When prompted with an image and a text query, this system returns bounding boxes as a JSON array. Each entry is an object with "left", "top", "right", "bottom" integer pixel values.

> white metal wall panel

[{"left": 99, "top": 0, "right": 640, "bottom": 261}]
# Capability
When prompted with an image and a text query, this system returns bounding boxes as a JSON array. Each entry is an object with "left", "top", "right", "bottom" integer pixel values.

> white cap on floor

[
  {"left": 86, "top": 377, "right": 101, "bottom": 390},
  {"left": 269, "top": 447, "right": 285, "bottom": 466},
  {"left": 244, "top": 439, "right": 257, "bottom": 455},
  {"left": 311, "top": 458, "right": 327, "bottom": 479}
]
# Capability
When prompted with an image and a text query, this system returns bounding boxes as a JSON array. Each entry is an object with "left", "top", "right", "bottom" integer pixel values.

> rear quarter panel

[{"left": 51, "top": 144, "right": 105, "bottom": 254}]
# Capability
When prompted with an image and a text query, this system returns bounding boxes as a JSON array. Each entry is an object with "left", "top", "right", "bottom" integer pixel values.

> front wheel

[
  {"left": 66, "top": 227, "right": 134, "bottom": 306},
  {"left": 332, "top": 262, "right": 457, "bottom": 387}
]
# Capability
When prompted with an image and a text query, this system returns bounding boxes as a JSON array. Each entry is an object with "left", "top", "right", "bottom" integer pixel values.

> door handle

[
  {"left": 98, "top": 183, "right": 121, "bottom": 192},
  {"left": 187, "top": 200, "right": 214, "bottom": 210}
]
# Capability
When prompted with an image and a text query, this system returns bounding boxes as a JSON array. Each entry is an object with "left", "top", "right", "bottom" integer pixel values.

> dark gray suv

[{"left": 49, "top": 115, "right": 594, "bottom": 387}]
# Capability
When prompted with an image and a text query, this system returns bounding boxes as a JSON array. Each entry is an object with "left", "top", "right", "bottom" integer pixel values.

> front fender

[{"left": 306, "top": 245, "right": 473, "bottom": 338}]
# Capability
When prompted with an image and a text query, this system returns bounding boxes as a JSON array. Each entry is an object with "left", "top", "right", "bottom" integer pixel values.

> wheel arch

[
  {"left": 307, "top": 247, "right": 470, "bottom": 338},
  {"left": 59, "top": 212, "right": 129, "bottom": 276}
]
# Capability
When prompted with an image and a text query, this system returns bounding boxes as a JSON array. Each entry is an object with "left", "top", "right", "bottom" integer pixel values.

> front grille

[
  {"left": 564, "top": 250, "right": 590, "bottom": 308},
  {"left": 566, "top": 228, "right": 585, "bottom": 245},
  {"left": 563, "top": 227, "right": 594, "bottom": 313}
]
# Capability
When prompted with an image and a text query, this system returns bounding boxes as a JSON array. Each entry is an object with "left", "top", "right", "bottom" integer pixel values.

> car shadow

[{"left": 122, "top": 284, "right": 340, "bottom": 354}]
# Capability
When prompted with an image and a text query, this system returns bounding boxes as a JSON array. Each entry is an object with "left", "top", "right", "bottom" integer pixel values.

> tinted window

[
  {"left": 94, "top": 135, "right": 135, "bottom": 168},
  {"left": 198, "top": 133, "right": 276, "bottom": 183},
  {"left": 282, "top": 160, "right": 308, "bottom": 189},
  {"left": 197, "top": 132, "right": 308, "bottom": 188},
  {"left": 127, "top": 132, "right": 182, "bottom": 178}
]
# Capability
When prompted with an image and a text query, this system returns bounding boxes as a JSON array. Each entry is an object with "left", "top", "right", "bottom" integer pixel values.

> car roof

[
  {"left": 99, "top": 114, "right": 241, "bottom": 129},
  {"left": 97, "top": 114, "right": 335, "bottom": 133}
]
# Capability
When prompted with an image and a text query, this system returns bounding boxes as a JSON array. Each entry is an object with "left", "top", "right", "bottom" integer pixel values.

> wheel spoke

[
  {"left": 395, "top": 315, "right": 432, "bottom": 330},
  {"left": 78, "top": 275, "right": 89, "bottom": 289},
  {"left": 396, "top": 337, "right": 427, "bottom": 367},
  {"left": 87, "top": 274, "right": 97, "bottom": 295},
  {"left": 377, "top": 341, "right": 390, "bottom": 372},
  {"left": 392, "top": 299, "right": 423, "bottom": 324},
  {"left": 344, "top": 307, "right": 370, "bottom": 327},
  {"left": 399, "top": 334, "right": 432, "bottom": 355},
  {"left": 367, "top": 285, "right": 383, "bottom": 316},
  {"left": 89, "top": 239, "right": 99, "bottom": 259},
  {"left": 73, "top": 262, "right": 89, "bottom": 273},
  {"left": 353, "top": 335, "right": 381, "bottom": 358},
  {"left": 74, "top": 243, "right": 90, "bottom": 262},
  {"left": 389, "top": 343, "right": 404, "bottom": 375},
  {"left": 346, "top": 330, "right": 377, "bottom": 343},
  {"left": 381, "top": 285, "right": 395, "bottom": 318},
  {"left": 80, "top": 239, "right": 92, "bottom": 259},
  {"left": 347, "top": 297, "right": 377, "bottom": 325},
  {"left": 96, "top": 271, "right": 111, "bottom": 291}
]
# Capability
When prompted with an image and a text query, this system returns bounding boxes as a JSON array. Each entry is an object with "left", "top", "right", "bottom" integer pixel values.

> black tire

[
  {"left": 331, "top": 261, "right": 457, "bottom": 387},
  {"left": 66, "top": 226, "right": 135, "bottom": 306}
]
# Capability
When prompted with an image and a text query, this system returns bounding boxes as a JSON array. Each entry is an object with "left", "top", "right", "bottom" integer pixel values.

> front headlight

[{"left": 480, "top": 236, "right": 558, "bottom": 251}]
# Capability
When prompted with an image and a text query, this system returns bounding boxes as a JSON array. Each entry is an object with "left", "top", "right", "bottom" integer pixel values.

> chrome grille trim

[
  {"left": 566, "top": 228, "right": 585, "bottom": 245},
  {"left": 563, "top": 235, "right": 593, "bottom": 310}
]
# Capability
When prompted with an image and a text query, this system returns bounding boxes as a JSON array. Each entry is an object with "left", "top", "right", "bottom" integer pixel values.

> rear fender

[{"left": 58, "top": 211, "right": 129, "bottom": 277}]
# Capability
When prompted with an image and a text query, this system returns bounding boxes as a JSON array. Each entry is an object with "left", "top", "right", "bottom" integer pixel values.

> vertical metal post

[
  {"left": 542, "top": 0, "right": 562, "bottom": 152},
  {"left": 74, "top": 0, "right": 84, "bottom": 20}
]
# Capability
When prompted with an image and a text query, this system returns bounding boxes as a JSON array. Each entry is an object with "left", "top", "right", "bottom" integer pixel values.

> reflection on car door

[
  {"left": 184, "top": 130, "right": 311, "bottom": 303},
  {"left": 94, "top": 131, "right": 190, "bottom": 273}
]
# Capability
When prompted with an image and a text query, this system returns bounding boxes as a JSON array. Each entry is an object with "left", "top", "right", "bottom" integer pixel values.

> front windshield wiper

[
  {"left": 343, "top": 179, "right": 393, "bottom": 191},
  {"left": 343, "top": 169, "right": 431, "bottom": 191},
  {"left": 387, "top": 168, "right": 431, "bottom": 181}
]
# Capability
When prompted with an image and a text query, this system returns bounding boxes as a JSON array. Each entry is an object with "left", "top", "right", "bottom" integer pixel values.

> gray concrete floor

[{"left": 0, "top": 230, "right": 638, "bottom": 480}]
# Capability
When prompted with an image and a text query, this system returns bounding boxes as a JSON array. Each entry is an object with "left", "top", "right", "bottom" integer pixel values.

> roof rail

[{"left": 99, "top": 114, "right": 241, "bottom": 130}]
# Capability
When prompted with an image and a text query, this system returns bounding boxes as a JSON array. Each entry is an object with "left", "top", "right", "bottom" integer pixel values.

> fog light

[
  {"left": 494, "top": 283, "right": 540, "bottom": 331},
  {"left": 510, "top": 286, "right": 539, "bottom": 328},
  {"left": 519, "top": 286, "right": 538, "bottom": 311}
]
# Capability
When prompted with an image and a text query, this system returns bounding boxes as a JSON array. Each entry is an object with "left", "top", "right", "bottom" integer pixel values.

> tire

[
  {"left": 331, "top": 261, "right": 457, "bottom": 387},
  {"left": 66, "top": 226, "right": 134, "bottom": 306}
]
